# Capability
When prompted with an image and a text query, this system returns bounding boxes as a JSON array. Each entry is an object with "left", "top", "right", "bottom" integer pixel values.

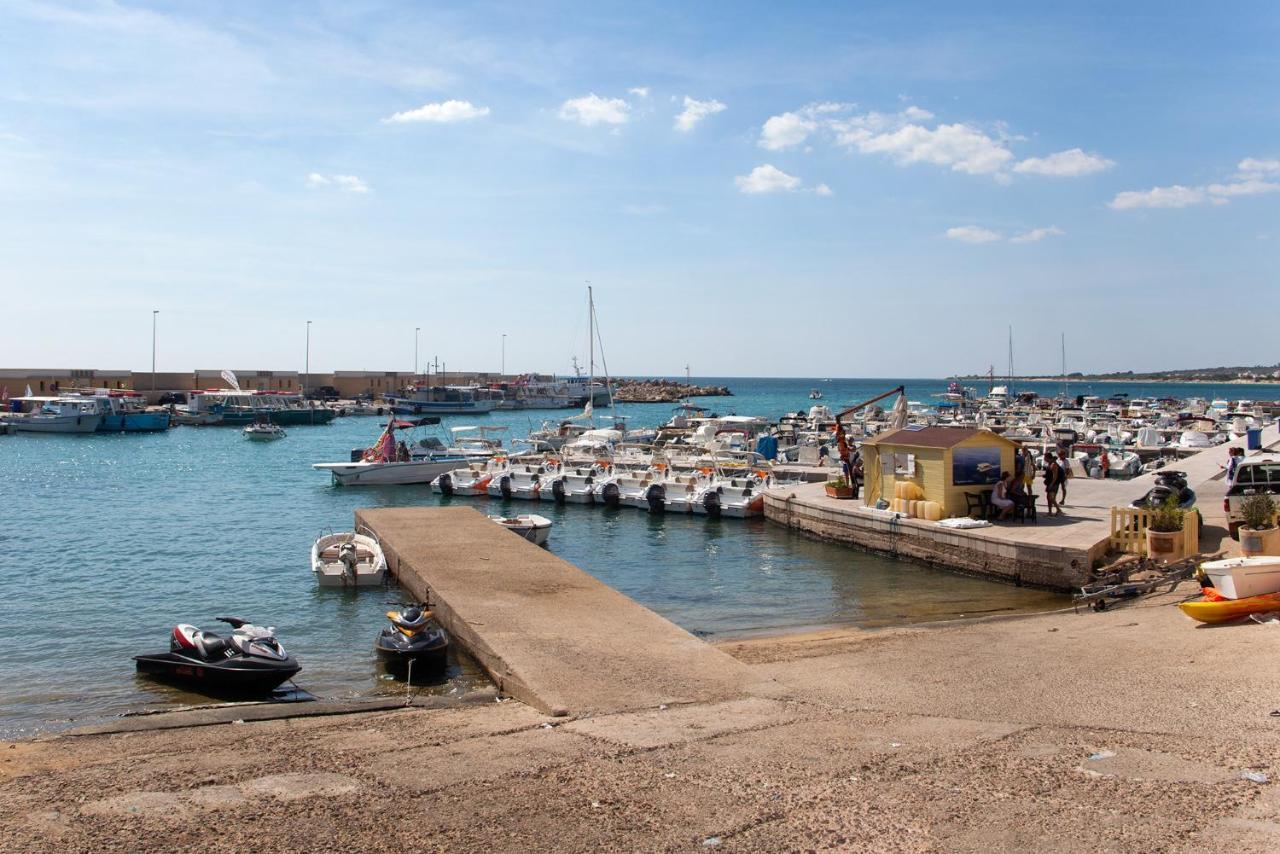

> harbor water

[{"left": 4, "top": 376, "right": 1276, "bottom": 737}]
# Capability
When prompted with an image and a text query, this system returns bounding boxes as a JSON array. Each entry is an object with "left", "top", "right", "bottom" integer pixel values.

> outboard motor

[
  {"left": 437, "top": 473, "right": 454, "bottom": 496},
  {"left": 600, "top": 482, "right": 620, "bottom": 508},
  {"left": 645, "top": 483, "right": 665, "bottom": 513},
  {"left": 551, "top": 479, "right": 566, "bottom": 503},
  {"left": 350, "top": 448, "right": 365, "bottom": 462},
  {"left": 338, "top": 541, "right": 359, "bottom": 584},
  {"left": 702, "top": 488, "right": 722, "bottom": 519},
  {"left": 499, "top": 475, "right": 513, "bottom": 499}
]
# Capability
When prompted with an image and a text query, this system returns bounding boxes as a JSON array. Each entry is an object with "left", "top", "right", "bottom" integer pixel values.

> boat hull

[
  {"left": 490, "top": 514, "right": 552, "bottom": 545},
  {"left": 98, "top": 412, "right": 172, "bottom": 432},
  {"left": 1178, "top": 589, "right": 1280, "bottom": 624},
  {"left": 217, "top": 408, "right": 336, "bottom": 426},
  {"left": 316, "top": 459, "right": 463, "bottom": 486},
  {"left": 1201, "top": 557, "right": 1280, "bottom": 600},
  {"left": 2, "top": 413, "right": 102, "bottom": 433},
  {"left": 134, "top": 652, "right": 300, "bottom": 696}
]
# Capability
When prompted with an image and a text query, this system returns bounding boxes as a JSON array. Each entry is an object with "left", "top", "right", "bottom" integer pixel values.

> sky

[{"left": 0, "top": 1, "right": 1277, "bottom": 378}]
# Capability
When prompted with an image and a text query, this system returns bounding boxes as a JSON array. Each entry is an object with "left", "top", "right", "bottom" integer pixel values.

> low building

[
  {"left": 0, "top": 368, "right": 132, "bottom": 396},
  {"left": 860, "top": 426, "right": 1019, "bottom": 518},
  {"left": 194, "top": 370, "right": 303, "bottom": 392},
  {"left": 331, "top": 371, "right": 416, "bottom": 398}
]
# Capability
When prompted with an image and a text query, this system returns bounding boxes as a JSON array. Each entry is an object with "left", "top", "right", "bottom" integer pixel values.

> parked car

[
  {"left": 1225, "top": 457, "right": 1280, "bottom": 539},
  {"left": 304, "top": 385, "right": 340, "bottom": 401}
]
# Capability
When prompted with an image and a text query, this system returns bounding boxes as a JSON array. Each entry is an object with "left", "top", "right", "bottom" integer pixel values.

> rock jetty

[{"left": 613, "top": 379, "right": 732, "bottom": 402}]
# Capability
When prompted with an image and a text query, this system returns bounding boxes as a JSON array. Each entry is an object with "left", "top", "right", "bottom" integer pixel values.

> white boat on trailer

[
  {"left": 311, "top": 532, "right": 387, "bottom": 587},
  {"left": 489, "top": 514, "right": 553, "bottom": 546}
]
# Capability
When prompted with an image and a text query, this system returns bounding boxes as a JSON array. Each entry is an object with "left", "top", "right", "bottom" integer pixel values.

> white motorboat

[
  {"left": 433, "top": 462, "right": 500, "bottom": 496},
  {"left": 654, "top": 471, "right": 716, "bottom": 514},
  {"left": 1178, "top": 428, "right": 1212, "bottom": 449},
  {"left": 1200, "top": 557, "right": 1280, "bottom": 600},
  {"left": 695, "top": 475, "right": 771, "bottom": 518},
  {"left": 486, "top": 461, "right": 550, "bottom": 499},
  {"left": 489, "top": 514, "right": 553, "bottom": 546},
  {"left": 809, "top": 389, "right": 823, "bottom": 400},
  {"left": 608, "top": 468, "right": 664, "bottom": 511},
  {"left": 311, "top": 532, "right": 387, "bottom": 587},
  {"left": 1, "top": 397, "right": 102, "bottom": 433},
  {"left": 542, "top": 465, "right": 602, "bottom": 504},
  {"left": 244, "top": 422, "right": 286, "bottom": 440},
  {"left": 316, "top": 457, "right": 467, "bottom": 486}
]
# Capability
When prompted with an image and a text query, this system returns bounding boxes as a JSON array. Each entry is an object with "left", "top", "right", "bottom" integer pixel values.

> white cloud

[
  {"left": 1014, "top": 148, "right": 1114, "bottom": 176},
  {"left": 628, "top": 86, "right": 650, "bottom": 98},
  {"left": 1207, "top": 179, "right": 1280, "bottom": 198},
  {"left": 307, "top": 173, "right": 369, "bottom": 193},
  {"left": 1010, "top": 226, "right": 1065, "bottom": 244},
  {"left": 1109, "top": 184, "right": 1205, "bottom": 210},
  {"left": 759, "top": 111, "right": 816, "bottom": 150},
  {"left": 855, "top": 122, "right": 1014, "bottom": 175},
  {"left": 674, "top": 96, "right": 726, "bottom": 132},
  {"left": 384, "top": 99, "right": 490, "bottom": 124},
  {"left": 559, "top": 93, "right": 630, "bottom": 126},
  {"left": 813, "top": 183, "right": 833, "bottom": 196},
  {"left": 735, "top": 164, "right": 802, "bottom": 194},
  {"left": 945, "top": 225, "right": 1002, "bottom": 244},
  {"left": 1239, "top": 157, "right": 1280, "bottom": 175}
]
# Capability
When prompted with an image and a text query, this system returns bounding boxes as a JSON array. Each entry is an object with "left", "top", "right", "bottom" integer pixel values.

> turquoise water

[{"left": 3, "top": 376, "right": 1275, "bottom": 737}]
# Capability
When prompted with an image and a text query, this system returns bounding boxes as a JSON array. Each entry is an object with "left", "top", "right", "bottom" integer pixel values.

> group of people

[{"left": 990, "top": 447, "right": 1072, "bottom": 520}]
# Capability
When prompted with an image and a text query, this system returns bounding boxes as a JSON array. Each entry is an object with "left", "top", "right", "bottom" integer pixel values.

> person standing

[
  {"left": 1226, "top": 446, "right": 1243, "bottom": 485},
  {"left": 1099, "top": 450, "right": 1110, "bottom": 479},
  {"left": 1056, "top": 449, "right": 1071, "bottom": 505},
  {"left": 1043, "top": 454, "right": 1063, "bottom": 516}
]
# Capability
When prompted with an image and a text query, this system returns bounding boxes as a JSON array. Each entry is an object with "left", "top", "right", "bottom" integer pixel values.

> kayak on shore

[{"left": 1178, "top": 587, "right": 1280, "bottom": 625}]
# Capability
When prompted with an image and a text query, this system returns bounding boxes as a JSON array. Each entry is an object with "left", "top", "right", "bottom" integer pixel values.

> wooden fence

[{"left": 1109, "top": 506, "right": 1199, "bottom": 557}]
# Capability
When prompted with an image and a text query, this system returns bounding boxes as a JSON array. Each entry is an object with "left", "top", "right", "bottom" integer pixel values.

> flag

[
  {"left": 1, "top": 387, "right": 7, "bottom": 402},
  {"left": 220, "top": 370, "right": 241, "bottom": 391},
  {"left": 25, "top": 384, "right": 33, "bottom": 398}
]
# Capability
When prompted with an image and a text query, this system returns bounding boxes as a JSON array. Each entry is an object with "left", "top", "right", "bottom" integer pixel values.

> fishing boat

[
  {"left": 71, "top": 390, "right": 171, "bottom": 432},
  {"left": 386, "top": 384, "right": 501, "bottom": 416},
  {"left": 489, "top": 514, "right": 553, "bottom": 545},
  {"left": 243, "top": 421, "right": 286, "bottom": 440},
  {"left": 311, "top": 532, "right": 387, "bottom": 587},
  {"left": 184, "top": 387, "right": 335, "bottom": 426},
  {"left": 1199, "top": 557, "right": 1280, "bottom": 600},
  {"left": 0, "top": 397, "right": 103, "bottom": 433},
  {"left": 1178, "top": 588, "right": 1280, "bottom": 624}
]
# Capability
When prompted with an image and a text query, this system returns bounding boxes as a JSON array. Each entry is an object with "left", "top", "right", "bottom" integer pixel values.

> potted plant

[
  {"left": 825, "top": 477, "right": 854, "bottom": 499},
  {"left": 1239, "top": 493, "right": 1280, "bottom": 557},
  {"left": 1145, "top": 494, "right": 1185, "bottom": 561}
]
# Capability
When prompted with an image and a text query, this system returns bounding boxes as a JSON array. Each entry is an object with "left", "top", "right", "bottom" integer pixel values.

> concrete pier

[
  {"left": 355, "top": 507, "right": 768, "bottom": 717},
  {"left": 765, "top": 424, "right": 1280, "bottom": 590}
]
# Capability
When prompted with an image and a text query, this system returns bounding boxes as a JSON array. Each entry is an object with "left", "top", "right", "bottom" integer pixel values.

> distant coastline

[{"left": 955, "top": 375, "right": 1280, "bottom": 387}]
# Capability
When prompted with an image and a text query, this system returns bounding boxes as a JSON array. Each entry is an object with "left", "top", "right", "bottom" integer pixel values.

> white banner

[{"left": 220, "top": 370, "right": 241, "bottom": 391}]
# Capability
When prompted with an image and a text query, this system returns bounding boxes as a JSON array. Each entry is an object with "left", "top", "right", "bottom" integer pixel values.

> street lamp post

[
  {"left": 415, "top": 327, "right": 420, "bottom": 381},
  {"left": 304, "top": 320, "right": 311, "bottom": 396},
  {"left": 151, "top": 310, "right": 158, "bottom": 394},
  {"left": 501, "top": 334, "right": 506, "bottom": 377}
]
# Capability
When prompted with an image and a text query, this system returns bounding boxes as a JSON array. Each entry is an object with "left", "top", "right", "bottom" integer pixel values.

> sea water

[{"left": 3, "top": 376, "right": 1274, "bottom": 736}]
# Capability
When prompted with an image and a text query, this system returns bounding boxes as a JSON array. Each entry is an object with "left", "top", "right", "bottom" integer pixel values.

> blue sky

[{"left": 1, "top": 1, "right": 1277, "bottom": 377}]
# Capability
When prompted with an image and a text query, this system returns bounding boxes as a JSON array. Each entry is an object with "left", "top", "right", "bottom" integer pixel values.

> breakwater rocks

[{"left": 613, "top": 379, "right": 733, "bottom": 402}]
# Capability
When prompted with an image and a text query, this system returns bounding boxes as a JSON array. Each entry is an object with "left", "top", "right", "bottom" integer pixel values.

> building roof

[{"left": 862, "top": 426, "right": 1016, "bottom": 450}]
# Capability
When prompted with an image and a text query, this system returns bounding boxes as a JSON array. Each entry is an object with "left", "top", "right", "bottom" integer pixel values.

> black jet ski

[
  {"left": 135, "top": 617, "right": 300, "bottom": 697},
  {"left": 375, "top": 604, "right": 449, "bottom": 682},
  {"left": 1131, "top": 470, "right": 1196, "bottom": 510}
]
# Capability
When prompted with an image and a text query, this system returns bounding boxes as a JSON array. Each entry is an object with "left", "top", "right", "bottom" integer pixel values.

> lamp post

[
  {"left": 501, "top": 333, "right": 506, "bottom": 377},
  {"left": 151, "top": 310, "right": 158, "bottom": 394},
  {"left": 415, "top": 327, "right": 420, "bottom": 382},
  {"left": 304, "top": 320, "right": 311, "bottom": 396}
]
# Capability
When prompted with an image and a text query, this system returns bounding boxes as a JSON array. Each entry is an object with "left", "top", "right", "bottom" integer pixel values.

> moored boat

[
  {"left": 134, "top": 617, "right": 300, "bottom": 696},
  {"left": 244, "top": 421, "right": 286, "bottom": 440},
  {"left": 0, "top": 396, "right": 102, "bottom": 433},
  {"left": 489, "top": 514, "right": 553, "bottom": 545},
  {"left": 311, "top": 532, "right": 387, "bottom": 587}
]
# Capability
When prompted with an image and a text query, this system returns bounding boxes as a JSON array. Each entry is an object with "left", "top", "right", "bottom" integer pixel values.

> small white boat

[
  {"left": 697, "top": 475, "right": 770, "bottom": 518},
  {"left": 489, "top": 514, "right": 552, "bottom": 546},
  {"left": 433, "top": 462, "right": 500, "bottom": 496},
  {"left": 1201, "top": 557, "right": 1280, "bottom": 600},
  {"left": 311, "top": 532, "right": 387, "bottom": 587},
  {"left": 244, "top": 422, "right": 286, "bottom": 440},
  {"left": 612, "top": 468, "right": 663, "bottom": 511},
  {"left": 809, "top": 389, "right": 823, "bottom": 400}
]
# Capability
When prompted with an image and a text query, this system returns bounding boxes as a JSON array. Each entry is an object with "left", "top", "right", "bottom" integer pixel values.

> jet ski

[
  {"left": 1131, "top": 469, "right": 1196, "bottom": 510},
  {"left": 375, "top": 604, "right": 449, "bottom": 682},
  {"left": 134, "top": 617, "right": 301, "bottom": 697}
]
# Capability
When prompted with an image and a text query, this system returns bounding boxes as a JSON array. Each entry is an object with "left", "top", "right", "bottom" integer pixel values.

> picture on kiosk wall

[{"left": 952, "top": 446, "right": 1002, "bottom": 486}]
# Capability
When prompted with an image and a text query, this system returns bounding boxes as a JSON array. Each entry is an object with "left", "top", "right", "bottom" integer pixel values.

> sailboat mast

[{"left": 1061, "top": 333, "right": 1066, "bottom": 400}]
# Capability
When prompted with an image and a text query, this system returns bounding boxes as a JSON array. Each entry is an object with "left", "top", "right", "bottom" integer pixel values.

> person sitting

[
  {"left": 396, "top": 441, "right": 411, "bottom": 462},
  {"left": 990, "top": 471, "right": 1016, "bottom": 520}
]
